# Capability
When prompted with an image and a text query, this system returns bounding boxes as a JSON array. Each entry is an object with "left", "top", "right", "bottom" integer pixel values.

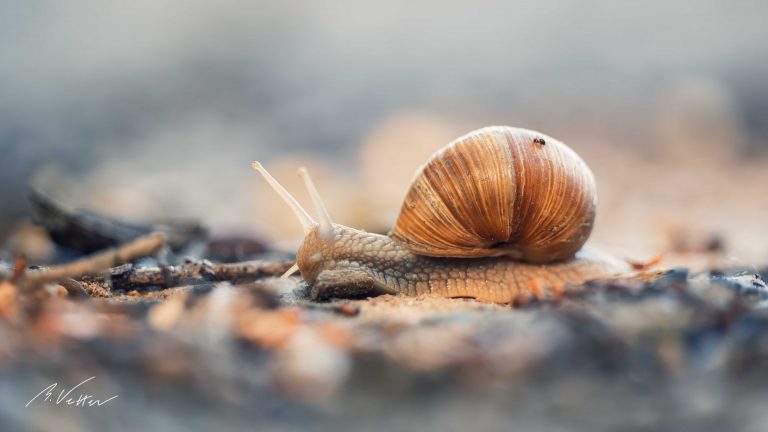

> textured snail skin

[
  {"left": 298, "top": 225, "right": 629, "bottom": 304},
  {"left": 391, "top": 126, "right": 597, "bottom": 263}
]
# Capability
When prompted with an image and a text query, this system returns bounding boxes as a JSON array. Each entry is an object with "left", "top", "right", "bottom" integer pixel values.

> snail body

[
  {"left": 296, "top": 225, "right": 625, "bottom": 302},
  {"left": 252, "top": 126, "right": 628, "bottom": 304}
]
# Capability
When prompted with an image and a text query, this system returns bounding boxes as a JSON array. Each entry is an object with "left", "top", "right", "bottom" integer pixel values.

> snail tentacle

[
  {"left": 298, "top": 167, "right": 335, "bottom": 240},
  {"left": 251, "top": 161, "right": 316, "bottom": 233}
]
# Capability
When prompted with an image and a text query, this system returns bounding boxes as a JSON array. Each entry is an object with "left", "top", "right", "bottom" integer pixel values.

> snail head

[{"left": 250, "top": 161, "right": 340, "bottom": 282}]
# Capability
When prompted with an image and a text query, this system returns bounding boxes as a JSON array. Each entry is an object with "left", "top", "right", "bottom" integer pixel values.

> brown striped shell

[{"left": 389, "top": 126, "right": 597, "bottom": 263}]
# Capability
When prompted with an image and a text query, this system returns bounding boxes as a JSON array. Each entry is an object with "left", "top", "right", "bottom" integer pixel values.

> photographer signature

[{"left": 25, "top": 376, "right": 118, "bottom": 408}]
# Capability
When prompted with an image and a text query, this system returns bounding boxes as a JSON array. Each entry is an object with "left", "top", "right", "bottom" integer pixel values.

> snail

[{"left": 252, "top": 126, "right": 629, "bottom": 304}]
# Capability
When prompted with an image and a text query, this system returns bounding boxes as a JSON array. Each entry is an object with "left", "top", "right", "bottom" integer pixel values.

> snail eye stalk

[
  {"left": 298, "top": 167, "right": 335, "bottom": 240},
  {"left": 251, "top": 161, "right": 316, "bottom": 234}
]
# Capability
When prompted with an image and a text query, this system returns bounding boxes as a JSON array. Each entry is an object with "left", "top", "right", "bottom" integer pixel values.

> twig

[
  {"left": 109, "top": 259, "right": 293, "bottom": 291},
  {"left": 29, "top": 188, "right": 206, "bottom": 252},
  {"left": 21, "top": 232, "right": 167, "bottom": 291},
  {"left": 58, "top": 278, "right": 90, "bottom": 299}
]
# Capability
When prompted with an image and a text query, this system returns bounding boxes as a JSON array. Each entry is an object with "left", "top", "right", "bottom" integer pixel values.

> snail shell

[{"left": 389, "top": 126, "right": 597, "bottom": 263}]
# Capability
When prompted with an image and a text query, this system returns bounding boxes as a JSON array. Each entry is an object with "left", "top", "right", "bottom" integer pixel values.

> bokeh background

[{"left": 2, "top": 0, "right": 768, "bottom": 265}]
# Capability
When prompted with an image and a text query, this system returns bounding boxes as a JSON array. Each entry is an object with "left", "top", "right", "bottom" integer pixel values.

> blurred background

[{"left": 2, "top": 0, "right": 768, "bottom": 265}]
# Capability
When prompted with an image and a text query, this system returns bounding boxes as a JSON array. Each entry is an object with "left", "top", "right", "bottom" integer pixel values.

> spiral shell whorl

[{"left": 389, "top": 126, "right": 597, "bottom": 263}]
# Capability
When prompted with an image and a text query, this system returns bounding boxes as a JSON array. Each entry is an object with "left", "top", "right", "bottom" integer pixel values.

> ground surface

[{"left": 1, "top": 256, "right": 768, "bottom": 432}]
